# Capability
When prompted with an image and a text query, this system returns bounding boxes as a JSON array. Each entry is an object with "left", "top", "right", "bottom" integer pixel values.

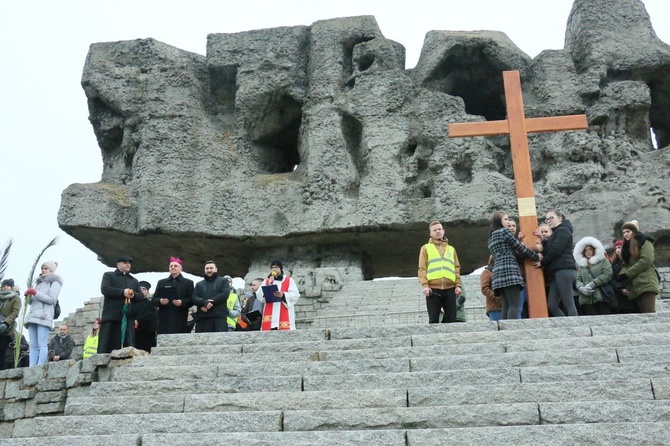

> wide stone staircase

[
  {"left": 4, "top": 312, "right": 670, "bottom": 444},
  {"left": 305, "top": 275, "right": 487, "bottom": 328}
]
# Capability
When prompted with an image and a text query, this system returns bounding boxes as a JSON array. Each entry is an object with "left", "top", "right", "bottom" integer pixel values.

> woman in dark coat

[
  {"left": 488, "top": 211, "right": 542, "bottom": 319},
  {"left": 535, "top": 210, "right": 578, "bottom": 317}
]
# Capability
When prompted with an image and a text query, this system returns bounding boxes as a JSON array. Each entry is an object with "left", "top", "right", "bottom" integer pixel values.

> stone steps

[
  {"left": 13, "top": 401, "right": 670, "bottom": 437},
  {"left": 6, "top": 312, "right": 670, "bottom": 443},
  {"left": 130, "top": 331, "right": 670, "bottom": 366},
  {"left": 5, "top": 424, "right": 669, "bottom": 446},
  {"left": 65, "top": 378, "right": 660, "bottom": 416}
]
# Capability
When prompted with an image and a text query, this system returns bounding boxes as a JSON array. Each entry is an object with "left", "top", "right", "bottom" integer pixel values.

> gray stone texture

[{"left": 58, "top": 0, "right": 670, "bottom": 282}]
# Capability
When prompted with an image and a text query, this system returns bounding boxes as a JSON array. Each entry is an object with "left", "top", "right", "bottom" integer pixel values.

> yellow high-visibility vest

[
  {"left": 227, "top": 292, "right": 238, "bottom": 328},
  {"left": 83, "top": 334, "right": 99, "bottom": 358},
  {"left": 425, "top": 243, "right": 457, "bottom": 282}
]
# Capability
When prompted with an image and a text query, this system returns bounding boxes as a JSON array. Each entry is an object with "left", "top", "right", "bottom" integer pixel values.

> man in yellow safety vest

[{"left": 418, "top": 221, "right": 463, "bottom": 323}]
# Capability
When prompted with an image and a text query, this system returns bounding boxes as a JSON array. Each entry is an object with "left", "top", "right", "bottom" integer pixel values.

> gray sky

[{"left": 1, "top": 0, "right": 668, "bottom": 320}]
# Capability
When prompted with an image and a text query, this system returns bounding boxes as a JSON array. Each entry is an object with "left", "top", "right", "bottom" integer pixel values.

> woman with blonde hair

[
  {"left": 619, "top": 220, "right": 659, "bottom": 313},
  {"left": 24, "top": 261, "right": 62, "bottom": 366},
  {"left": 82, "top": 318, "right": 101, "bottom": 359}
]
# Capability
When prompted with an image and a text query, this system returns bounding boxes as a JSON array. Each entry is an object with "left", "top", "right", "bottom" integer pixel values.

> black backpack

[{"left": 54, "top": 300, "right": 61, "bottom": 319}]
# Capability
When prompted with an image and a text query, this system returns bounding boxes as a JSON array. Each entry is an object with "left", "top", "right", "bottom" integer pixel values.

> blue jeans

[
  {"left": 28, "top": 324, "right": 51, "bottom": 366},
  {"left": 488, "top": 310, "right": 502, "bottom": 321}
]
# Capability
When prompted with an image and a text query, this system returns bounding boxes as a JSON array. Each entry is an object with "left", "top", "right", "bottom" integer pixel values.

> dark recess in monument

[
  {"left": 342, "top": 37, "right": 375, "bottom": 88},
  {"left": 209, "top": 65, "right": 238, "bottom": 113},
  {"left": 423, "top": 44, "right": 506, "bottom": 121},
  {"left": 88, "top": 97, "right": 124, "bottom": 154},
  {"left": 252, "top": 93, "right": 303, "bottom": 174},
  {"left": 341, "top": 113, "right": 365, "bottom": 177},
  {"left": 607, "top": 68, "right": 670, "bottom": 149}
]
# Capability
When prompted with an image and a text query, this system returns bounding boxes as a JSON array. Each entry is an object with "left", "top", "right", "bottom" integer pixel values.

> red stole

[{"left": 261, "top": 276, "right": 291, "bottom": 331}]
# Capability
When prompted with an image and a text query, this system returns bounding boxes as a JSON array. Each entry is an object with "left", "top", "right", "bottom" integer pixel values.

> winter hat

[
  {"left": 613, "top": 240, "right": 624, "bottom": 248},
  {"left": 117, "top": 255, "right": 133, "bottom": 263},
  {"left": 1, "top": 278, "right": 15, "bottom": 288},
  {"left": 270, "top": 259, "right": 283, "bottom": 271},
  {"left": 42, "top": 260, "right": 58, "bottom": 273},
  {"left": 138, "top": 281, "right": 151, "bottom": 290},
  {"left": 622, "top": 220, "right": 639, "bottom": 233},
  {"left": 222, "top": 275, "right": 232, "bottom": 282},
  {"left": 169, "top": 257, "right": 183, "bottom": 266}
]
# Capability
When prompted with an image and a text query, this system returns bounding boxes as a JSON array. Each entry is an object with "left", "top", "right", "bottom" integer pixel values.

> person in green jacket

[
  {"left": 619, "top": 220, "right": 660, "bottom": 313},
  {"left": 574, "top": 237, "right": 613, "bottom": 315}
]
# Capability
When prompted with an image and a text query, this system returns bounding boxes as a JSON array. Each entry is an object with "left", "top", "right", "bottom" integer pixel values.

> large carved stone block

[{"left": 60, "top": 1, "right": 670, "bottom": 279}]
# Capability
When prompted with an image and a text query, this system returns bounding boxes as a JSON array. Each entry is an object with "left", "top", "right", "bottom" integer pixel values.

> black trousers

[
  {"left": 426, "top": 288, "right": 457, "bottom": 323},
  {"left": 98, "top": 320, "right": 135, "bottom": 353},
  {"left": 0, "top": 335, "right": 11, "bottom": 370},
  {"left": 195, "top": 317, "right": 228, "bottom": 333}
]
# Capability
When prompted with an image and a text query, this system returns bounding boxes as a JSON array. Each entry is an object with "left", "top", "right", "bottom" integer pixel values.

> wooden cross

[{"left": 449, "top": 70, "right": 588, "bottom": 318}]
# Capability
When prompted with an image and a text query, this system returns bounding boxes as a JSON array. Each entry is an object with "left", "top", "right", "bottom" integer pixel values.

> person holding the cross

[
  {"left": 535, "top": 210, "right": 578, "bottom": 317},
  {"left": 488, "top": 211, "right": 542, "bottom": 320}
]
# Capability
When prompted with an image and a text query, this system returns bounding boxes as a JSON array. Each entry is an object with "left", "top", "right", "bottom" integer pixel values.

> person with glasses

[
  {"left": 99, "top": 256, "right": 141, "bottom": 353},
  {"left": 534, "top": 210, "right": 578, "bottom": 317},
  {"left": 152, "top": 257, "right": 194, "bottom": 334}
]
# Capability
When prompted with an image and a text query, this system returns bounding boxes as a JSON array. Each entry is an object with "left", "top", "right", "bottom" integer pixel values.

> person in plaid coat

[{"left": 487, "top": 211, "right": 542, "bottom": 319}]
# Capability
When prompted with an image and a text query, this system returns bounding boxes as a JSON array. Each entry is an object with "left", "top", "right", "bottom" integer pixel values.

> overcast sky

[{"left": 1, "top": 0, "right": 668, "bottom": 320}]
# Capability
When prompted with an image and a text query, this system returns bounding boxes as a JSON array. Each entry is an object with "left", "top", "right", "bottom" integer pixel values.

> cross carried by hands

[{"left": 449, "top": 70, "right": 588, "bottom": 318}]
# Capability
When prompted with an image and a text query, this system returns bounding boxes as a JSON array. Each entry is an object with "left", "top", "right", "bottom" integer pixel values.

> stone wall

[{"left": 0, "top": 351, "right": 129, "bottom": 430}]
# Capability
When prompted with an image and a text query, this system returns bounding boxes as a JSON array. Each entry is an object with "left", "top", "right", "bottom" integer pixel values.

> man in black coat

[
  {"left": 192, "top": 261, "right": 230, "bottom": 333},
  {"left": 152, "top": 257, "right": 194, "bottom": 334},
  {"left": 99, "top": 256, "right": 141, "bottom": 353}
]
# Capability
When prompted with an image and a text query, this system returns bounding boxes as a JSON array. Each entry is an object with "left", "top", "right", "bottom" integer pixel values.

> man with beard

[
  {"left": 256, "top": 260, "right": 300, "bottom": 330},
  {"left": 152, "top": 257, "right": 194, "bottom": 334},
  {"left": 99, "top": 256, "right": 141, "bottom": 353},
  {"left": 192, "top": 261, "right": 230, "bottom": 333}
]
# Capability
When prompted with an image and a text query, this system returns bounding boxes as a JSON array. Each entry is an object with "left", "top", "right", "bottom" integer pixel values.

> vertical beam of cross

[{"left": 448, "top": 70, "right": 588, "bottom": 318}]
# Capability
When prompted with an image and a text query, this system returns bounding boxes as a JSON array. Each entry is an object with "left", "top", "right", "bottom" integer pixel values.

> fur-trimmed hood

[
  {"left": 35, "top": 273, "right": 63, "bottom": 287},
  {"left": 573, "top": 236, "right": 606, "bottom": 268}
]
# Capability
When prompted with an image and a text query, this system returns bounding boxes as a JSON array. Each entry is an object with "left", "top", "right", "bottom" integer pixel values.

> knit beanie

[
  {"left": 622, "top": 220, "right": 639, "bottom": 233},
  {"left": 1, "top": 278, "right": 15, "bottom": 288},
  {"left": 613, "top": 240, "right": 623, "bottom": 248},
  {"left": 42, "top": 260, "right": 58, "bottom": 273}
]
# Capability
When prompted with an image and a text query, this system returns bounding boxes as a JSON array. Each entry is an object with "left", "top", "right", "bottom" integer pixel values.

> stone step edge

[
  {"left": 66, "top": 377, "right": 660, "bottom": 408},
  {"left": 4, "top": 423, "right": 670, "bottom": 445},
  {"left": 13, "top": 401, "right": 670, "bottom": 438},
  {"left": 147, "top": 334, "right": 670, "bottom": 360}
]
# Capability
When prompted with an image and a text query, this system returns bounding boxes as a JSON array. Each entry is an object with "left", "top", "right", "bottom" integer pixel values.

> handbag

[{"left": 586, "top": 268, "right": 618, "bottom": 309}]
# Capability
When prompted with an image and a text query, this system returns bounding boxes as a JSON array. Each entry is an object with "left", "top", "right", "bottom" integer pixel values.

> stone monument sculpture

[{"left": 59, "top": 0, "right": 670, "bottom": 296}]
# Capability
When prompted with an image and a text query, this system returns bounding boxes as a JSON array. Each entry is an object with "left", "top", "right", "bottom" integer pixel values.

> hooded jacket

[
  {"left": 573, "top": 237, "right": 613, "bottom": 305},
  {"left": 621, "top": 232, "right": 660, "bottom": 299},
  {"left": 0, "top": 289, "right": 21, "bottom": 336},
  {"left": 540, "top": 220, "right": 577, "bottom": 273},
  {"left": 25, "top": 273, "right": 63, "bottom": 328}
]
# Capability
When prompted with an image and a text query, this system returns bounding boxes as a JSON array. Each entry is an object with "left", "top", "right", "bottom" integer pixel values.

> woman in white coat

[{"left": 24, "top": 261, "right": 63, "bottom": 366}]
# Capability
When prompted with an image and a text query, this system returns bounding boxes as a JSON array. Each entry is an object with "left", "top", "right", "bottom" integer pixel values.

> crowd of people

[
  {"left": 419, "top": 214, "right": 661, "bottom": 323},
  {"left": 0, "top": 216, "right": 663, "bottom": 368},
  {"left": 0, "top": 256, "right": 301, "bottom": 368}
]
